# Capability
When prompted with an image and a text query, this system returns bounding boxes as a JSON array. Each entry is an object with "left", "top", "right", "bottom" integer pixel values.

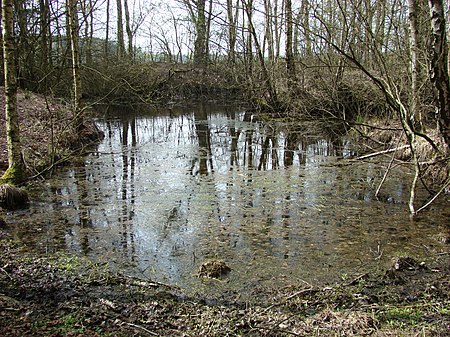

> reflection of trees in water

[
  {"left": 75, "top": 164, "right": 92, "bottom": 254},
  {"left": 119, "top": 115, "right": 136, "bottom": 261},
  {"left": 191, "top": 102, "right": 213, "bottom": 175}
]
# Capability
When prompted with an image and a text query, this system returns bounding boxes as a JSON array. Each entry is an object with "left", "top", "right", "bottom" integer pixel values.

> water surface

[{"left": 7, "top": 103, "right": 449, "bottom": 300}]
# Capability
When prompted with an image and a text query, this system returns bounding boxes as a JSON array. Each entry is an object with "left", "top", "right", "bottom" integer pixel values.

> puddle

[{"left": 6, "top": 103, "right": 449, "bottom": 301}]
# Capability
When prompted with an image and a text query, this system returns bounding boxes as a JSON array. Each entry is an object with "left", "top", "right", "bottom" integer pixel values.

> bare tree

[
  {"left": 124, "top": 0, "right": 133, "bottom": 58},
  {"left": 408, "top": 0, "right": 421, "bottom": 127},
  {"left": 116, "top": 0, "right": 126, "bottom": 58},
  {"left": 39, "top": 0, "right": 50, "bottom": 74},
  {"left": 67, "top": 0, "right": 82, "bottom": 114},
  {"left": 428, "top": 0, "right": 450, "bottom": 148},
  {"left": 105, "top": 0, "right": 110, "bottom": 59},
  {"left": 1, "top": 0, "right": 25, "bottom": 182},
  {"left": 226, "top": 0, "right": 239, "bottom": 64},
  {"left": 243, "top": 0, "right": 279, "bottom": 107},
  {"left": 285, "top": 0, "right": 296, "bottom": 85}
]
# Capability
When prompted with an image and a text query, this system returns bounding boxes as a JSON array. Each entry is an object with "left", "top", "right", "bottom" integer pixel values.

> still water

[{"left": 7, "top": 103, "right": 449, "bottom": 300}]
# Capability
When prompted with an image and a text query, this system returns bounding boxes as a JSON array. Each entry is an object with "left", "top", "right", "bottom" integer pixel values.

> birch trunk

[
  {"left": 428, "top": 0, "right": 450, "bottom": 148},
  {"left": 1, "top": 0, "right": 25, "bottom": 182},
  {"left": 67, "top": 0, "right": 82, "bottom": 115}
]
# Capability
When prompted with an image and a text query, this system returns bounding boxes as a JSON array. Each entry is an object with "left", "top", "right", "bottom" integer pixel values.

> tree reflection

[
  {"left": 119, "top": 114, "right": 136, "bottom": 261},
  {"left": 191, "top": 102, "right": 213, "bottom": 175}
]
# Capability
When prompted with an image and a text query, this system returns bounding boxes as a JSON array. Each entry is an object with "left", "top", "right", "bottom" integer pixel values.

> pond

[{"left": 6, "top": 102, "right": 449, "bottom": 302}]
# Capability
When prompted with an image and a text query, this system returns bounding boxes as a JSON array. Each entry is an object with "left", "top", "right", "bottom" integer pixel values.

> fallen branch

[
  {"left": 415, "top": 177, "right": 450, "bottom": 214},
  {"left": 356, "top": 145, "right": 409, "bottom": 160}
]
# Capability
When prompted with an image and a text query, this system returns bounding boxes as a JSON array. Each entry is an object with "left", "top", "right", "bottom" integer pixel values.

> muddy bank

[{"left": 0, "top": 234, "right": 448, "bottom": 336}]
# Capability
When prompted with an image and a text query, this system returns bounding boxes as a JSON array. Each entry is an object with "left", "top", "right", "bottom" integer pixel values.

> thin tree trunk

[
  {"left": 205, "top": 0, "right": 213, "bottom": 60},
  {"left": 408, "top": 0, "right": 422, "bottom": 127},
  {"left": 123, "top": 0, "right": 133, "bottom": 58},
  {"left": 67, "top": 0, "right": 82, "bottom": 114},
  {"left": 263, "top": 0, "right": 274, "bottom": 63},
  {"left": 39, "top": 0, "right": 50, "bottom": 74},
  {"left": 243, "top": 0, "right": 279, "bottom": 107},
  {"left": 285, "top": 0, "right": 296, "bottom": 85},
  {"left": 245, "top": 0, "right": 253, "bottom": 74},
  {"left": 226, "top": 0, "right": 238, "bottom": 64},
  {"left": 116, "top": 0, "right": 126, "bottom": 59},
  {"left": 302, "top": 0, "right": 311, "bottom": 56},
  {"left": 105, "top": 0, "right": 110, "bottom": 59},
  {"left": 1, "top": 0, "right": 25, "bottom": 182}
]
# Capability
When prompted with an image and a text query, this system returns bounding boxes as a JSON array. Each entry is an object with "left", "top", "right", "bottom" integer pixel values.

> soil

[{"left": 0, "top": 89, "right": 449, "bottom": 336}]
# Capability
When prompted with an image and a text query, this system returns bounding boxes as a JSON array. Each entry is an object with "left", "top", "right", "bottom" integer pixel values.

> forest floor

[
  {"left": 0, "top": 87, "right": 103, "bottom": 178},
  {"left": 0, "top": 89, "right": 449, "bottom": 336}
]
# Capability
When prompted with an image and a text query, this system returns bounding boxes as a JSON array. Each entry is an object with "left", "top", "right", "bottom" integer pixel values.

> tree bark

[
  {"left": 123, "top": 0, "right": 133, "bottom": 58},
  {"left": 39, "top": 0, "right": 50, "bottom": 74},
  {"left": 67, "top": 0, "right": 82, "bottom": 114},
  {"left": 428, "top": 0, "right": 450, "bottom": 148},
  {"left": 285, "top": 0, "right": 296, "bottom": 85},
  {"left": 116, "top": 0, "right": 126, "bottom": 59},
  {"left": 193, "top": 0, "right": 207, "bottom": 65},
  {"left": 226, "top": 0, "right": 238, "bottom": 64},
  {"left": 1, "top": 0, "right": 25, "bottom": 182},
  {"left": 408, "top": 0, "right": 422, "bottom": 127},
  {"left": 263, "top": 0, "right": 274, "bottom": 63},
  {"left": 105, "top": 0, "right": 110, "bottom": 59}
]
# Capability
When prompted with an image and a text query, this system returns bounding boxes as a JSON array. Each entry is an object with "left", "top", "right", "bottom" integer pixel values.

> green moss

[
  {"left": 0, "top": 163, "right": 26, "bottom": 184},
  {"left": 377, "top": 306, "right": 424, "bottom": 327}
]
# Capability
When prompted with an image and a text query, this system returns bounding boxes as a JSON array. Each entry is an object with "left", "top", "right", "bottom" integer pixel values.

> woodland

[
  {"left": 0, "top": 0, "right": 449, "bottom": 336},
  {"left": 0, "top": 0, "right": 448, "bottom": 212}
]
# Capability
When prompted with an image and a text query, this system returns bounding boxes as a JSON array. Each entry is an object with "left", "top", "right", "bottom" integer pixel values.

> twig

[
  {"left": 125, "top": 322, "right": 158, "bottom": 336},
  {"left": 375, "top": 137, "right": 402, "bottom": 198},
  {"left": 356, "top": 145, "right": 409, "bottom": 160},
  {"left": 0, "top": 267, "right": 13, "bottom": 280},
  {"left": 415, "top": 177, "right": 450, "bottom": 214},
  {"left": 263, "top": 288, "right": 317, "bottom": 312},
  {"left": 124, "top": 274, "right": 179, "bottom": 290},
  {"left": 345, "top": 273, "right": 369, "bottom": 286}
]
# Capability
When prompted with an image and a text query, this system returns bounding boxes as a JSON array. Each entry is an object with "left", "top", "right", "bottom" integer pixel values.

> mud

[{"left": 0, "top": 234, "right": 448, "bottom": 336}]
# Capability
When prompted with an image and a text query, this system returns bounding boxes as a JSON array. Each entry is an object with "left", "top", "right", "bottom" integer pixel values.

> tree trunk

[
  {"left": 263, "top": 0, "right": 274, "bottom": 63},
  {"left": 105, "top": 0, "right": 110, "bottom": 59},
  {"left": 67, "top": 0, "right": 82, "bottom": 115},
  {"left": 243, "top": 0, "right": 279, "bottom": 107},
  {"left": 14, "top": 0, "right": 31, "bottom": 88},
  {"left": 205, "top": 0, "right": 213, "bottom": 60},
  {"left": 408, "top": 0, "right": 422, "bottom": 127},
  {"left": 39, "top": 0, "right": 50, "bottom": 74},
  {"left": 302, "top": 0, "right": 311, "bottom": 56},
  {"left": 116, "top": 0, "right": 126, "bottom": 59},
  {"left": 226, "top": 0, "right": 238, "bottom": 64},
  {"left": 193, "top": 0, "right": 207, "bottom": 65},
  {"left": 285, "top": 0, "right": 296, "bottom": 85},
  {"left": 1, "top": 0, "right": 25, "bottom": 182},
  {"left": 123, "top": 0, "right": 133, "bottom": 58},
  {"left": 428, "top": 0, "right": 450, "bottom": 148}
]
